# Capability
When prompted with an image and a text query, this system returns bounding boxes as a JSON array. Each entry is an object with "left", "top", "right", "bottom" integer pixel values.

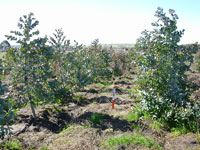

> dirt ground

[{"left": 1, "top": 73, "right": 200, "bottom": 150}]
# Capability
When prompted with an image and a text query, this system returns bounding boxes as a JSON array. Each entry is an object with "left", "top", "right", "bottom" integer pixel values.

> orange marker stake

[
  {"left": 112, "top": 100, "right": 115, "bottom": 109},
  {"left": 112, "top": 85, "right": 116, "bottom": 109}
]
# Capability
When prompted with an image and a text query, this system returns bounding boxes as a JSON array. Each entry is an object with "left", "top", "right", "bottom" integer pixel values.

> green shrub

[{"left": 135, "top": 7, "right": 199, "bottom": 131}]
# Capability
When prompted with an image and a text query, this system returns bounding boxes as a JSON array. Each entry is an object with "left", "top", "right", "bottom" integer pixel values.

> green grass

[
  {"left": 59, "top": 124, "right": 77, "bottom": 135},
  {"left": 82, "top": 124, "right": 89, "bottom": 129},
  {"left": 127, "top": 89, "right": 141, "bottom": 101},
  {"left": 125, "top": 112, "right": 140, "bottom": 121},
  {"left": 42, "top": 106, "right": 63, "bottom": 113},
  {"left": 143, "top": 112, "right": 152, "bottom": 120},
  {"left": 2, "top": 139, "right": 23, "bottom": 150},
  {"left": 149, "top": 120, "right": 163, "bottom": 132},
  {"left": 131, "top": 123, "right": 141, "bottom": 132},
  {"left": 90, "top": 113, "right": 108, "bottom": 125},
  {"left": 196, "top": 134, "right": 200, "bottom": 142},
  {"left": 99, "top": 81, "right": 113, "bottom": 86},
  {"left": 40, "top": 146, "right": 49, "bottom": 150},
  {"left": 123, "top": 77, "right": 132, "bottom": 81},
  {"left": 171, "top": 126, "right": 188, "bottom": 136},
  {"left": 103, "top": 133, "right": 162, "bottom": 150},
  {"left": 73, "top": 95, "right": 86, "bottom": 102}
]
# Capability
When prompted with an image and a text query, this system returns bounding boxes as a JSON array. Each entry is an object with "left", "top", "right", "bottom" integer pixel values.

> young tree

[
  {"left": 49, "top": 28, "right": 70, "bottom": 87},
  {"left": 48, "top": 28, "right": 72, "bottom": 103},
  {"left": 88, "top": 39, "right": 112, "bottom": 81},
  {"left": 5, "top": 13, "right": 53, "bottom": 118},
  {"left": 135, "top": 7, "right": 198, "bottom": 127}
]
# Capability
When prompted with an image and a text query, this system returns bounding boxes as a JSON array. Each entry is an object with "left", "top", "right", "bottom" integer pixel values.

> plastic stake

[{"left": 112, "top": 85, "right": 116, "bottom": 109}]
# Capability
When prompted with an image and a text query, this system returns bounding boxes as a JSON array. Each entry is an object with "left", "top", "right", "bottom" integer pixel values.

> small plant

[
  {"left": 131, "top": 123, "right": 141, "bottom": 132},
  {"left": 196, "top": 60, "right": 200, "bottom": 72},
  {"left": 51, "top": 106, "right": 63, "bottom": 112},
  {"left": 3, "top": 139, "right": 23, "bottom": 150},
  {"left": 149, "top": 120, "right": 163, "bottom": 132},
  {"left": 171, "top": 126, "right": 188, "bottom": 136},
  {"left": 196, "top": 134, "right": 200, "bottom": 142},
  {"left": 99, "top": 81, "right": 113, "bottom": 87},
  {"left": 82, "top": 124, "right": 89, "bottom": 129},
  {"left": 125, "top": 112, "right": 140, "bottom": 121},
  {"left": 40, "top": 146, "right": 49, "bottom": 150},
  {"left": 103, "top": 133, "right": 162, "bottom": 150},
  {"left": 42, "top": 106, "right": 63, "bottom": 113},
  {"left": 90, "top": 113, "right": 108, "bottom": 125},
  {"left": 73, "top": 95, "right": 86, "bottom": 102},
  {"left": 59, "top": 124, "right": 77, "bottom": 135},
  {"left": 127, "top": 88, "right": 140, "bottom": 101}
]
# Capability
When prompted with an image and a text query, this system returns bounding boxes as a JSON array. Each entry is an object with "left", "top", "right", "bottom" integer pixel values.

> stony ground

[{"left": 1, "top": 73, "right": 200, "bottom": 150}]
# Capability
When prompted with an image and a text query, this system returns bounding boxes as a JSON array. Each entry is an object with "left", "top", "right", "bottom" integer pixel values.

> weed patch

[
  {"left": 2, "top": 139, "right": 23, "bottom": 150},
  {"left": 90, "top": 113, "right": 109, "bottom": 125},
  {"left": 40, "top": 146, "right": 49, "bottom": 150},
  {"left": 103, "top": 133, "right": 162, "bottom": 150},
  {"left": 59, "top": 124, "right": 77, "bottom": 135},
  {"left": 171, "top": 126, "right": 188, "bottom": 136},
  {"left": 149, "top": 120, "right": 163, "bottom": 132},
  {"left": 125, "top": 112, "right": 140, "bottom": 121}
]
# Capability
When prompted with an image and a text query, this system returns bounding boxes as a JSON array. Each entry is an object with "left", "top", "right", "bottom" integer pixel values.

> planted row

[{"left": 1, "top": 13, "right": 112, "bottom": 139}]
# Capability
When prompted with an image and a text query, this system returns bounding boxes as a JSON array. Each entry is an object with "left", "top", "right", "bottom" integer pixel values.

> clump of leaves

[{"left": 135, "top": 7, "right": 199, "bottom": 131}]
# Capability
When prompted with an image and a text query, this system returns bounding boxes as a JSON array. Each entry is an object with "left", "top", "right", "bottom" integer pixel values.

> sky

[{"left": 0, "top": 0, "right": 200, "bottom": 45}]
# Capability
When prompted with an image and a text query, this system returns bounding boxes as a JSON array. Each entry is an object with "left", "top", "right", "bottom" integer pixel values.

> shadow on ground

[
  {"left": 16, "top": 109, "right": 72, "bottom": 135},
  {"left": 75, "top": 111, "right": 133, "bottom": 132}
]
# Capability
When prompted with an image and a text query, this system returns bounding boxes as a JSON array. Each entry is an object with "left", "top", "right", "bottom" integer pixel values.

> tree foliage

[
  {"left": 5, "top": 13, "right": 53, "bottom": 118},
  {"left": 135, "top": 7, "right": 199, "bottom": 129},
  {"left": 0, "top": 59, "right": 16, "bottom": 139},
  {"left": 88, "top": 39, "right": 112, "bottom": 80}
]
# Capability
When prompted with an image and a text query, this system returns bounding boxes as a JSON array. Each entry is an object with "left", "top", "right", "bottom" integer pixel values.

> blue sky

[{"left": 0, "top": 0, "right": 200, "bottom": 45}]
